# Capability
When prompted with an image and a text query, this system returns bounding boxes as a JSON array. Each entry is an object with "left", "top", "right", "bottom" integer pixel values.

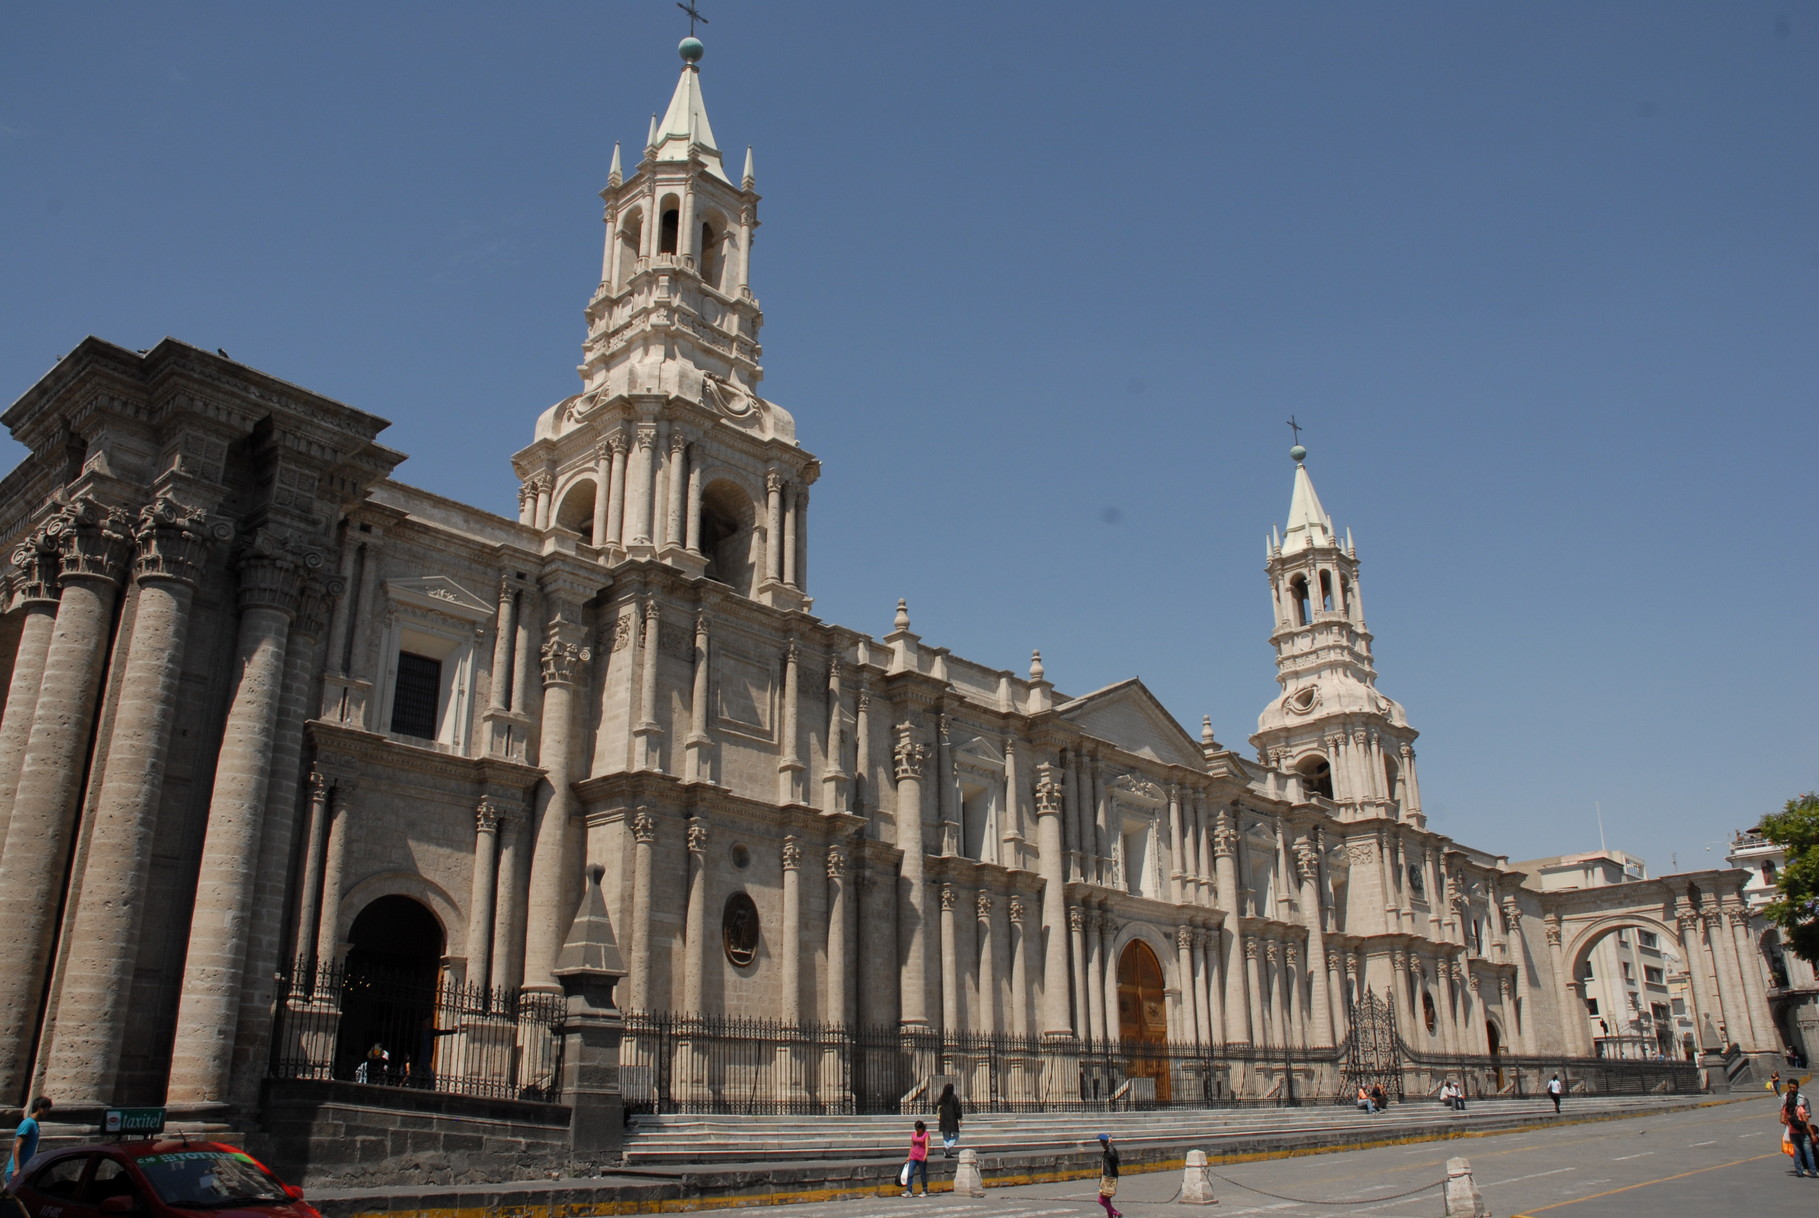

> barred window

[{"left": 390, "top": 651, "right": 443, "bottom": 739}]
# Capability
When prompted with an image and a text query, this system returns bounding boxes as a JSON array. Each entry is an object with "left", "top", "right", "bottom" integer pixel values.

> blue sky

[{"left": 2, "top": 2, "right": 1813, "bottom": 874}]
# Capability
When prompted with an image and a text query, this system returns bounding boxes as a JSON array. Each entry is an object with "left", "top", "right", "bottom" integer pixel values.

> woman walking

[
  {"left": 1097, "top": 1132, "right": 1122, "bottom": 1218},
  {"left": 936, "top": 1083, "right": 963, "bottom": 1157},
  {"left": 901, "top": 1120, "right": 930, "bottom": 1196}
]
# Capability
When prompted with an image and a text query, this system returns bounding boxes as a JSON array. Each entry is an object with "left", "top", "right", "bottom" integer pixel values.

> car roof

[{"left": 46, "top": 1141, "right": 243, "bottom": 1161}]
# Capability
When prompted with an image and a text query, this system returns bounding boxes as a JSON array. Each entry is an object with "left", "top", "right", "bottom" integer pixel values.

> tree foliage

[{"left": 1759, "top": 793, "right": 1819, "bottom": 965}]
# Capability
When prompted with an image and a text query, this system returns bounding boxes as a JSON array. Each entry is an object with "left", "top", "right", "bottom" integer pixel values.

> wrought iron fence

[
  {"left": 269, "top": 957, "right": 565, "bottom": 1102},
  {"left": 618, "top": 1011, "right": 1340, "bottom": 1116}
]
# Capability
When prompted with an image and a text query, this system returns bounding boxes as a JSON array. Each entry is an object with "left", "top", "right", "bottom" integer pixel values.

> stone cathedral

[{"left": 0, "top": 38, "right": 1781, "bottom": 1149}]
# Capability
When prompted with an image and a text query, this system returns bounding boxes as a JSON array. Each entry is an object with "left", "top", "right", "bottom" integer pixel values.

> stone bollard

[
  {"left": 953, "top": 1148, "right": 985, "bottom": 1197},
  {"left": 1443, "top": 1156, "right": 1490, "bottom": 1218},
  {"left": 1179, "top": 1149, "right": 1217, "bottom": 1204}
]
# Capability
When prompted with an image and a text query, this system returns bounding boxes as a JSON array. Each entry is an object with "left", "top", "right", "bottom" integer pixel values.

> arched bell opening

[
  {"left": 1296, "top": 753, "right": 1334, "bottom": 802},
  {"left": 554, "top": 478, "right": 598, "bottom": 545},
  {"left": 699, "top": 478, "right": 758, "bottom": 596}
]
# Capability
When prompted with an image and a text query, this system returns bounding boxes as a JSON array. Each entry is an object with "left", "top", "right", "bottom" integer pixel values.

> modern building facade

[{"left": 0, "top": 37, "right": 1784, "bottom": 1150}]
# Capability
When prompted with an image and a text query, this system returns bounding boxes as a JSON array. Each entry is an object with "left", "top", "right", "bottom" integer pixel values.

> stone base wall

[{"left": 259, "top": 1079, "right": 572, "bottom": 1185}]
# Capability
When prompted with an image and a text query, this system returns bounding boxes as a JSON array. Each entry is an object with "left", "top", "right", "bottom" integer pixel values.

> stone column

[
  {"left": 1296, "top": 839, "right": 1335, "bottom": 1046},
  {"left": 0, "top": 501, "right": 130, "bottom": 1099},
  {"left": 1194, "top": 929, "right": 1217, "bottom": 1044},
  {"left": 1544, "top": 916, "right": 1591, "bottom": 1056},
  {"left": 1673, "top": 909, "right": 1718, "bottom": 1051},
  {"left": 939, "top": 883, "right": 960, "bottom": 1031},
  {"left": 893, "top": 723, "right": 932, "bottom": 1027},
  {"left": 591, "top": 444, "right": 612, "bottom": 548},
  {"left": 1703, "top": 908, "right": 1749, "bottom": 1049},
  {"left": 976, "top": 892, "right": 999, "bottom": 1032},
  {"left": 467, "top": 798, "right": 502, "bottom": 994},
  {"left": 1286, "top": 942, "right": 1306, "bottom": 1046},
  {"left": 524, "top": 616, "right": 590, "bottom": 992},
  {"left": 628, "top": 810, "right": 656, "bottom": 1010},
  {"left": 1215, "top": 814, "right": 1250, "bottom": 1044},
  {"left": 628, "top": 427, "right": 657, "bottom": 550},
  {"left": 684, "top": 460, "right": 703, "bottom": 554},
  {"left": 781, "top": 485, "right": 798, "bottom": 588},
  {"left": 291, "top": 768, "right": 333, "bottom": 962},
  {"left": 778, "top": 640, "right": 802, "bottom": 802},
  {"left": 764, "top": 471, "right": 784, "bottom": 585},
  {"left": 1002, "top": 737, "right": 1022, "bottom": 866},
  {"left": 1084, "top": 910, "right": 1107, "bottom": 1042},
  {"left": 493, "top": 803, "right": 528, "bottom": 990},
  {"left": 1328, "top": 949, "right": 1348, "bottom": 1044},
  {"left": 1069, "top": 907, "right": 1090, "bottom": 1038},
  {"left": 604, "top": 432, "right": 629, "bottom": 547},
  {"left": 170, "top": 536, "right": 308, "bottom": 1107},
  {"left": 664, "top": 433, "right": 688, "bottom": 551},
  {"left": 826, "top": 843, "right": 852, "bottom": 1026},
  {"left": 793, "top": 488, "right": 810, "bottom": 592},
  {"left": 1062, "top": 748, "right": 1083, "bottom": 880},
  {"left": 822, "top": 658, "right": 847, "bottom": 812},
  {"left": 1725, "top": 902, "right": 1771, "bottom": 1050},
  {"left": 1176, "top": 926, "right": 1199, "bottom": 1045},
  {"left": 1034, "top": 764, "right": 1072, "bottom": 1037},
  {"left": 935, "top": 715, "right": 956, "bottom": 856},
  {"left": 634, "top": 599, "right": 663, "bottom": 771},
  {"left": 1194, "top": 792, "right": 1214, "bottom": 905},
  {"left": 0, "top": 545, "right": 58, "bottom": 835},
  {"left": 489, "top": 579, "right": 518, "bottom": 711},
  {"left": 683, "top": 818, "right": 709, "bottom": 1016},
  {"left": 1244, "top": 940, "right": 1265, "bottom": 1047},
  {"left": 1100, "top": 914, "right": 1121, "bottom": 1043},
  {"left": 1168, "top": 786, "right": 1186, "bottom": 903},
  {"left": 314, "top": 781, "right": 352, "bottom": 963},
  {"left": 779, "top": 836, "right": 803, "bottom": 1026},
  {"left": 1008, "top": 896, "right": 1030, "bottom": 1038},
  {"left": 43, "top": 499, "right": 213, "bottom": 1105},
  {"left": 685, "top": 612, "right": 711, "bottom": 781}
]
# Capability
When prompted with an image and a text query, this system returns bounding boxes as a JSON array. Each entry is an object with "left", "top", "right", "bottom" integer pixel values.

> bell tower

[
  {"left": 511, "top": 35, "right": 816, "bottom": 610},
  {"left": 1251, "top": 444, "right": 1423, "bottom": 824}
]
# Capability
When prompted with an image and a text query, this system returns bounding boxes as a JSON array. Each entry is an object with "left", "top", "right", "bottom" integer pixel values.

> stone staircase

[{"left": 621, "top": 1093, "right": 1710, "bottom": 1166}]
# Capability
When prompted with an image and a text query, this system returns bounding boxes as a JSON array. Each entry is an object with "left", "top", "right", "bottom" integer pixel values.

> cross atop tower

[
  {"left": 1286, "top": 414, "right": 1303, "bottom": 446},
  {"left": 677, "top": 1, "right": 708, "bottom": 36}
]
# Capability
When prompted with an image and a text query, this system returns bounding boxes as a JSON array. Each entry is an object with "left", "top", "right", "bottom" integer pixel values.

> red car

[{"left": 5, "top": 1140, "right": 318, "bottom": 1218}]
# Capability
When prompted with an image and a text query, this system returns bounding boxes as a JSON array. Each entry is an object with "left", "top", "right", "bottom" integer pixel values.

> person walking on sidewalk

[
  {"left": 1547, "top": 1073, "right": 1563, "bottom": 1114},
  {"left": 1096, "top": 1133, "right": 1122, "bottom": 1218},
  {"left": 5, "top": 1098, "right": 52, "bottom": 1190},
  {"left": 1783, "top": 1079, "right": 1817, "bottom": 1178},
  {"left": 936, "top": 1083, "right": 963, "bottom": 1157},
  {"left": 901, "top": 1120, "right": 930, "bottom": 1197}
]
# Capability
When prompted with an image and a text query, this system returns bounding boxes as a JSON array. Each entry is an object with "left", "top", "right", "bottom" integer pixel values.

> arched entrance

[
  {"left": 1486, "top": 1019, "right": 1505, "bottom": 1089},
  {"left": 1117, "top": 940, "right": 1171, "bottom": 1102},
  {"left": 1565, "top": 917, "right": 1686, "bottom": 1061},
  {"left": 336, "top": 895, "right": 446, "bottom": 1085}
]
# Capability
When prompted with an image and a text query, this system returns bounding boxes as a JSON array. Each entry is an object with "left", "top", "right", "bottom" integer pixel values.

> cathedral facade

[{"left": 0, "top": 41, "right": 1781, "bottom": 1141}]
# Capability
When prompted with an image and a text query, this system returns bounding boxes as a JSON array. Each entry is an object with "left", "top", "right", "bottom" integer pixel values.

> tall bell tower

[
  {"left": 1251, "top": 444, "right": 1424, "bottom": 824},
  {"left": 511, "top": 35, "right": 816, "bottom": 610}
]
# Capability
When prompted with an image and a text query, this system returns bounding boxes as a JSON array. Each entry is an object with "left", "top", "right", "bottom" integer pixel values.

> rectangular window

[
  {"left": 1620, "top": 961, "right": 1633, "bottom": 980},
  {"left": 1671, "top": 998, "right": 1687, "bottom": 1016},
  {"left": 390, "top": 651, "right": 443, "bottom": 739},
  {"left": 1585, "top": 997, "right": 1600, "bottom": 1016},
  {"left": 1637, "top": 930, "right": 1658, "bottom": 949},
  {"left": 1645, "top": 967, "right": 1665, "bottom": 986}
]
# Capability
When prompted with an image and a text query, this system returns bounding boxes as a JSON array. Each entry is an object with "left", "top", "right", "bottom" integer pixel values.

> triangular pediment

[
  {"left": 387, "top": 575, "right": 494, "bottom": 620},
  {"left": 1056, "top": 678, "right": 1206, "bottom": 771}
]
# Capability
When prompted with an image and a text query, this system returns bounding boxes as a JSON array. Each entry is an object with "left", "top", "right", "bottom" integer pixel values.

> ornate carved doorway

[{"left": 1117, "top": 939, "right": 1171, "bottom": 1102}]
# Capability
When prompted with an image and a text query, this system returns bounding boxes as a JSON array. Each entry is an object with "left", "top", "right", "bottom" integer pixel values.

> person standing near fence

[
  {"left": 936, "top": 1082, "right": 963, "bottom": 1157},
  {"left": 1096, "top": 1133, "right": 1121, "bottom": 1218},
  {"left": 901, "top": 1120, "right": 930, "bottom": 1197}
]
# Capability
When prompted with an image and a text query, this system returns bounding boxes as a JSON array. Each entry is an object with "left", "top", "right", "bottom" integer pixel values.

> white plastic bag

[{"left": 900, "top": 1161, "right": 913, "bottom": 1187}]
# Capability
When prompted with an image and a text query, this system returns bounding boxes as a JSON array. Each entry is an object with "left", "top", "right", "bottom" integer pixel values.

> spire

[
  {"left": 1280, "top": 448, "right": 1335, "bottom": 554},
  {"left": 742, "top": 145, "right": 755, "bottom": 190},
  {"left": 651, "top": 38, "right": 729, "bottom": 182},
  {"left": 607, "top": 142, "right": 622, "bottom": 188},
  {"left": 646, "top": 113, "right": 660, "bottom": 151}
]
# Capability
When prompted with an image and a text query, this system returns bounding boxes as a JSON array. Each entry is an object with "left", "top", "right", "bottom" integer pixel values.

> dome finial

[
  {"left": 677, "top": 1, "right": 708, "bottom": 62},
  {"left": 1286, "top": 413, "right": 1306, "bottom": 464}
]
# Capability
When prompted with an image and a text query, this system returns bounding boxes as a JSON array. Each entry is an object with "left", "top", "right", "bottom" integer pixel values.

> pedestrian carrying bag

[
  {"left": 900, "top": 1161, "right": 913, "bottom": 1188},
  {"left": 1783, "top": 1127, "right": 1796, "bottom": 1157},
  {"left": 1099, "top": 1176, "right": 1118, "bottom": 1198}
]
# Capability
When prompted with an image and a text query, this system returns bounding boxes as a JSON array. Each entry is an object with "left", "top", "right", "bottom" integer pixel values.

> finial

[
  {"left": 607, "top": 142, "right": 623, "bottom": 188},
  {"left": 677, "top": 1, "right": 709, "bottom": 37},
  {"left": 894, "top": 598, "right": 910, "bottom": 632},
  {"left": 742, "top": 145, "right": 755, "bottom": 190},
  {"left": 1290, "top": 444, "right": 1307, "bottom": 463},
  {"left": 1201, "top": 715, "right": 1217, "bottom": 746},
  {"left": 646, "top": 113, "right": 660, "bottom": 150},
  {"left": 1286, "top": 414, "right": 1305, "bottom": 463},
  {"left": 1029, "top": 649, "right": 1045, "bottom": 681},
  {"left": 588, "top": 862, "right": 605, "bottom": 884},
  {"left": 679, "top": 36, "right": 705, "bottom": 64}
]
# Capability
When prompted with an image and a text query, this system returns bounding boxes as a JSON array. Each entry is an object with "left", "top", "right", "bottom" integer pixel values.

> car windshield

[{"left": 132, "top": 1152, "right": 287, "bottom": 1208}]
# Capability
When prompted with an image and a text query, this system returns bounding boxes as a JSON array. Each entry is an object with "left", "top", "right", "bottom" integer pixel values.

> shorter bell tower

[{"left": 1252, "top": 444, "right": 1423, "bottom": 824}]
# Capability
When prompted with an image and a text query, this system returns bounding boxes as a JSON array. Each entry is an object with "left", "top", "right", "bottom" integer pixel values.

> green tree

[{"left": 1758, "top": 793, "right": 1819, "bottom": 965}]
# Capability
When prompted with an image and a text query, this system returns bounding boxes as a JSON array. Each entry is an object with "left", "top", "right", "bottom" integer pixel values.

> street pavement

[{"left": 675, "top": 1093, "right": 1790, "bottom": 1217}]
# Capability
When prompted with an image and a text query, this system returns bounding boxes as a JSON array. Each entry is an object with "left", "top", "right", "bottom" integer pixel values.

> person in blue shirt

[{"left": 5, "top": 1097, "right": 53, "bottom": 1188}]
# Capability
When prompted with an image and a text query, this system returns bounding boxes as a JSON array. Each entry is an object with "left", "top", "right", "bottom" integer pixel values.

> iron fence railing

[{"left": 269, "top": 957, "right": 565, "bottom": 1102}]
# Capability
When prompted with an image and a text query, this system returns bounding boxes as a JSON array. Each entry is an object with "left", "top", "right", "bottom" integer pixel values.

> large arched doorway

[
  {"left": 1117, "top": 940, "right": 1171, "bottom": 1102},
  {"left": 336, "top": 895, "right": 446, "bottom": 1085},
  {"left": 1566, "top": 918, "right": 1687, "bottom": 1060}
]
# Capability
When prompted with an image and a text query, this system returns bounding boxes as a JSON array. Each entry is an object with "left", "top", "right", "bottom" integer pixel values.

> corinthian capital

[
  {"left": 133, "top": 496, "right": 224, "bottom": 587},
  {"left": 1033, "top": 763, "right": 1064, "bottom": 817},
  {"left": 540, "top": 638, "right": 592, "bottom": 686},
  {"left": 631, "top": 809, "right": 658, "bottom": 844},
  {"left": 48, "top": 496, "right": 133, "bottom": 584},
  {"left": 893, "top": 723, "right": 929, "bottom": 781}
]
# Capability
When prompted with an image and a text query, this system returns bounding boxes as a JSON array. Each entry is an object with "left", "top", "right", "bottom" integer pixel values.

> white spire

[
  {"left": 742, "top": 145, "right": 755, "bottom": 190},
  {"left": 646, "top": 113, "right": 660, "bottom": 150},
  {"left": 652, "top": 63, "right": 729, "bottom": 181},
  {"left": 607, "top": 141, "right": 622, "bottom": 187},
  {"left": 1280, "top": 459, "right": 1336, "bottom": 554}
]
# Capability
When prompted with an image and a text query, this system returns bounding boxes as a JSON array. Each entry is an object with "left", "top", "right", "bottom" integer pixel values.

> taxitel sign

[{"left": 104, "top": 1108, "right": 167, "bottom": 1136}]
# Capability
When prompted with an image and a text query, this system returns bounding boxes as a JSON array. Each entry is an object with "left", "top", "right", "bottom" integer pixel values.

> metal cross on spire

[
  {"left": 1286, "top": 415, "right": 1303, "bottom": 445},
  {"left": 677, "top": 1, "right": 708, "bottom": 35}
]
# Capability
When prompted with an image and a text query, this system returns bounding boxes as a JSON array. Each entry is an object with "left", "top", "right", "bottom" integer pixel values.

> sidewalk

[{"left": 309, "top": 1092, "right": 1753, "bottom": 1218}]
